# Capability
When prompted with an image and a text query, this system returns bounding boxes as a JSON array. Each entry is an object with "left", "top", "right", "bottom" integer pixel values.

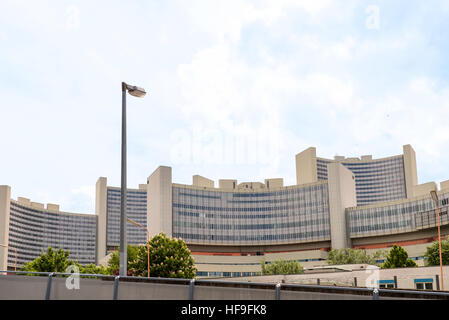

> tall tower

[
  {"left": 0, "top": 186, "right": 11, "bottom": 271},
  {"left": 147, "top": 166, "right": 173, "bottom": 237}
]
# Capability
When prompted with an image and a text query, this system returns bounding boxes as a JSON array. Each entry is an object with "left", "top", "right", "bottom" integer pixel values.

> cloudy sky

[{"left": 1, "top": 0, "right": 448, "bottom": 214}]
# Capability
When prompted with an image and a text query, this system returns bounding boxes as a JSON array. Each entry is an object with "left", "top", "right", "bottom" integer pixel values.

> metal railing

[{"left": 1, "top": 270, "right": 449, "bottom": 300}]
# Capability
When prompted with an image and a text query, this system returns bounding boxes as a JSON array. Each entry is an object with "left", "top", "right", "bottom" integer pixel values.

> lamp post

[
  {"left": 430, "top": 190, "right": 444, "bottom": 291},
  {"left": 120, "top": 82, "right": 146, "bottom": 277},
  {"left": 0, "top": 244, "right": 17, "bottom": 272},
  {"left": 127, "top": 217, "right": 150, "bottom": 277}
]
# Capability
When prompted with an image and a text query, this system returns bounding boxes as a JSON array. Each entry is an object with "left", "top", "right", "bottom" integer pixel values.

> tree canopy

[
  {"left": 21, "top": 247, "right": 80, "bottom": 273},
  {"left": 326, "top": 248, "right": 386, "bottom": 266},
  {"left": 21, "top": 247, "right": 108, "bottom": 275},
  {"left": 261, "top": 260, "right": 304, "bottom": 275},
  {"left": 381, "top": 245, "right": 417, "bottom": 269},
  {"left": 106, "top": 244, "right": 140, "bottom": 276},
  {"left": 129, "top": 233, "right": 197, "bottom": 279},
  {"left": 424, "top": 239, "right": 449, "bottom": 266}
]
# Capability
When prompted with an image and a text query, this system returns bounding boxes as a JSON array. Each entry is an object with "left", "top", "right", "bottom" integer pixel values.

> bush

[
  {"left": 326, "top": 248, "right": 386, "bottom": 266},
  {"left": 261, "top": 260, "right": 304, "bottom": 275},
  {"left": 381, "top": 245, "right": 417, "bottom": 269}
]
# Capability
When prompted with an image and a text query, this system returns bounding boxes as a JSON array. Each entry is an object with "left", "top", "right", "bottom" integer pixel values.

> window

[
  {"left": 378, "top": 280, "right": 395, "bottom": 289},
  {"left": 414, "top": 278, "right": 434, "bottom": 290}
]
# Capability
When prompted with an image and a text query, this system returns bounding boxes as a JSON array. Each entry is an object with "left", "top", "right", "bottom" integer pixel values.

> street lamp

[
  {"left": 120, "top": 82, "right": 146, "bottom": 277},
  {"left": 127, "top": 217, "right": 150, "bottom": 277},
  {"left": 430, "top": 190, "right": 444, "bottom": 291}
]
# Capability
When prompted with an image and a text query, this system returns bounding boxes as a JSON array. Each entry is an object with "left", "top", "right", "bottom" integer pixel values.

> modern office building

[
  {"left": 1, "top": 144, "right": 448, "bottom": 279},
  {"left": 142, "top": 145, "right": 449, "bottom": 277},
  {"left": 0, "top": 186, "right": 97, "bottom": 271},
  {"left": 95, "top": 177, "right": 148, "bottom": 260},
  {"left": 296, "top": 145, "right": 418, "bottom": 206}
]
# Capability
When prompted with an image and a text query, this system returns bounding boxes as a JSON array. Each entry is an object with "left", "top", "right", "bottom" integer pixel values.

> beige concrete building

[
  {"left": 1, "top": 144, "right": 449, "bottom": 283},
  {"left": 296, "top": 144, "right": 422, "bottom": 206},
  {"left": 0, "top": 188, "right": 97, "bottom": 270},
  {"left": 221, "top": 264, "right": 449, "bottom": 291},
  {"left": 136, "top": 145, "right": 449, "bottom": 278}
]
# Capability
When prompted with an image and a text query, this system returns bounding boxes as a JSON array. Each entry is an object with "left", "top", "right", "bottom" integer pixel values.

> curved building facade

[
  {"left": 296, "top": 145, "right": 417, "bottom": 206},
  {"left": 348, "top": 191, "right": 449, "bottom": 239},
  {"left": 144, "top": 145, "right": 449, "bottom": 277},
  {"left": 1, "top": 144, "right": 449, "bottom": 279},
  {"left": 317, "top": 155, "right": 407, "bottom": 206},
  {"left": 171, "top": 182, "right": 330, "bottom": 246},
  {"left": 0, "top": 186, "right": 97, "bottom": 270}
]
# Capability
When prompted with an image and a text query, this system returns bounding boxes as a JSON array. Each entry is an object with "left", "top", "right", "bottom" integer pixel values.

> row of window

[
  {"left": 173, "top": 217, "right": 330, "bottom": 230},
  {"left": 349, "top": 220, "right": 413, "bottom": 234},
  {"left": 107, "top": 189, "right": 147, "bottom": 195},
  {"left": 317, "top": 164, "right": 405, "bottom": 177},
  {"left": 179, "top": 192, "right": 221, "bottom": 199},
  {"left": 317, "top": 156, "right": 402, "bottom": 166},
  {"left": 9, "top": 215, "right": 96, "bottom": 233},
  {"left": 174, "top": 209, "right": 327, "bottom": 220},
  {"left": 196, "top": 271, "right": 261, "bottom": 278},
  {"left": 10, "top": 203, "right": 96, "bottom": 224},
  {"left": 173, "top": 203, "right": 327, "bottom": 212},
  {"left": 174, "top": 230, "right": 330, "bottom": 242}
]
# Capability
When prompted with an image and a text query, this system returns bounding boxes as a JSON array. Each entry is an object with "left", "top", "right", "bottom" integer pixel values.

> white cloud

[
  {"left": 184, "top": 0, "right": 335, "bottom": 43},
  {"left": 2, "top": 0, "right": 449, "bottom": 213}
]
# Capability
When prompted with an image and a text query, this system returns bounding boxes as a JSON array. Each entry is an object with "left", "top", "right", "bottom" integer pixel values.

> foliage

[
  {"left": 80, "top": 263, "right": 108, "bottom": 275},
  {"left": 424, "top": 239, "right": 449, "bottom": 266},
  {"left": 106, "top": 244, "right": 139, "bottom": 276},
  {"left": 21, "top": 247, "right": 81, "bottom": 273},
  {"left": 129, "top": 233, "right": 197, "bottom": 279},
  {"left": 326, "top": 248, "right": 386, "bottom": 266},
  {"left": 260, "top": 260, "right": 304, "bottom": 275},
  {"left": 381, "top": 245, "right": 417, "bottom": 269}
]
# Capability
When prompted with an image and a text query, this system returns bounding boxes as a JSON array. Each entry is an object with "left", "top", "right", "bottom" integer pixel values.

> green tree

[
  {"left": 106, "top": 244, "right": 139, "bottom": 276},
  {"left": 261, "top": 260, "right": 304, "bottom": 275},
  {"left": 381, "top": 245, "right": 417, "bottom": 269},
  {"left": 21, "top": 247, "right": 81, "bottom": 273},
  {"left": 80, "top": 263, "right": 108, "bottom": 275},
  {"left": 424, "top": 239, "right": 449, "bottom": 266},
  {"left": 326, "top": 248, "right": 386, "bottom": 266},
  {"left": 130, "top": 233, "right": 197, "bottom": 279},
  {"left": 21, "top": 246, "right": 119, "bottom": 277}
]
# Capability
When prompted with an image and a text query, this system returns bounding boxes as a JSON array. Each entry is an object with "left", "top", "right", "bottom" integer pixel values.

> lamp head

[{"left": 122, "top": 82, "right": 146, "bottom": 98}]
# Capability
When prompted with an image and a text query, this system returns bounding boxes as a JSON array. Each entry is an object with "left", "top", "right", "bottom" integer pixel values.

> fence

[{"left": 1, "top": 270, "right": 449, "bottom": 300}]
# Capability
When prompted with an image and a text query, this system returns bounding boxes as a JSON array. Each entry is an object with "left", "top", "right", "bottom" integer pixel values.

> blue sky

[{"left": 1, "top": 0, "right": 449, "bottom": 214}]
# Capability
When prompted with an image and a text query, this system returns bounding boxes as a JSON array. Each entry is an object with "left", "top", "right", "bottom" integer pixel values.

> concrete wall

[
  {"left": 0, "top": 186, "right": 11, "bottom": 271},
  {"left": 441, "top": 180, "right": 449, "bottom": 191},
  {"left": 403, "top": 144, "right": 418, "bottom": 198},
  {"left": 147, "top": 166, "right": 173, "bottom": 237},
  {"left": 327, "top": 163, "right": 356, "bottom": 249},
  {"left": 95, "top": 177, "right": 107, "bottom": 264},
  {"left": 193, "top": 175, "right": 214, "bottom": 188},
  {"left": 414, "top": 182, "right": 437, "bottom": 198},
  {"left": 295, "top": 147, "right": 318, "bottom": 185},
  {"left": 0, "top": 274, "right": 444, "bottom": 300},
  {"left": 231, "top": 265, "right": 449, "bottom": 292},
  {"left": 193, "top": 250, "right": 329, "bottom": 274},
  {"left": 218, "top": 179, "right": 237, "bottom": 190},
  {"left": 264, "top": 178, "right": 283, "bottom": 189}
]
